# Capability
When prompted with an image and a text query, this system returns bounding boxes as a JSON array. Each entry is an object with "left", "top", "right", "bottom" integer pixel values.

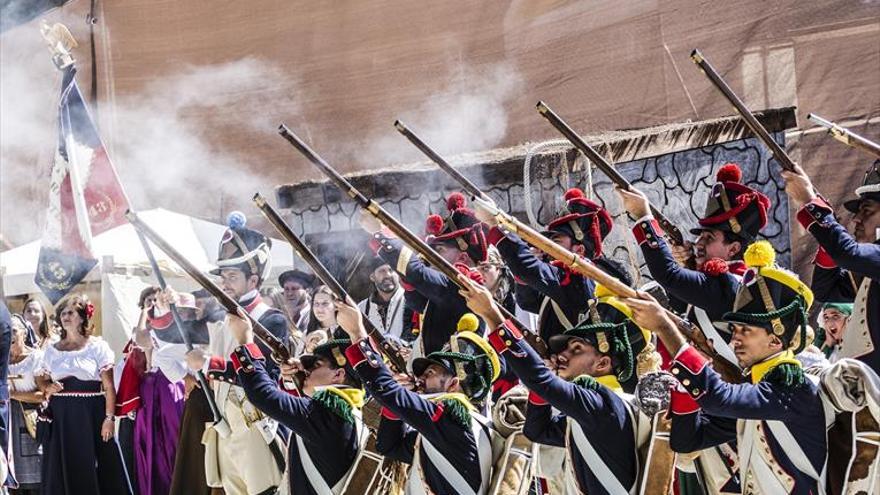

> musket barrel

[
  {"left": 690, "top": 49, "right": 797, "bottom": 171},
  {"left": 536, "top": 101, "right": 686, "bottom": 245},
  {"left": 125, "top": 210, "right": 291, "bottom": 364},
  {"left": 277, "top": 125, "right": 549, "bottom": 356},
  {"left": 394, "top": 120, "right": 485, "bottom": 201},
  {"left": 807, "top": 113, "right": 880, "bottom": 158},
  {"left": 252, "top": 193, "right": 411, "bottom": 375},
  {"left": 133, "top": 228, "right": 227, "bottom": 428}
]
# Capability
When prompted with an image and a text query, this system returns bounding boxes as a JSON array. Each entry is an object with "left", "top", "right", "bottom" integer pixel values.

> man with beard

[
  {"left": 785, "top": 160, "right": 880, "bottom": 373},
  {"left": 278, "top": 269, "right": 316, "bottom": 332},
  {"left": 357, "top": 256, "right": 414, "bottom": 342},
  {"left": 183, "top": 214, "right": 288, "bottom": 495},
  {"left": 359, "top": 192, "right": 488, "bottom": 355}
]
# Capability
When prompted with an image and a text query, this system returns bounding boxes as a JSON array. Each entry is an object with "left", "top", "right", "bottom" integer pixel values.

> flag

[{"left": 34, "top": 67, "right": 130, "bottom": 304}]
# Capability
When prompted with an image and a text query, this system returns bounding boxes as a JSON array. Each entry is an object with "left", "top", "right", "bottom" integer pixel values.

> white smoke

[
  {"left": 355, "top": 62, "right": 524, "bottom": 168},
  {"left": 106, "top": 58, "right": 300, "bottom": 216}
]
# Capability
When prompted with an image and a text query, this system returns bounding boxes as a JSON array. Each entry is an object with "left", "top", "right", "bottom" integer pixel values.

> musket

[
  {"left": 394, "top": 122, "right": 743, "bottom": 380},
  {"left": 808, "top": 113, "right": 880, "bottom": 158},
  {"left": 126, "top": 210, "right": 292, "bottom": 366},
  {"left": 277, "top": 124, "right": 549, "bottom": 357},
  {"left": 253, "top": 193, "right": 412, "bottom": 376},
  {"left": 535, "top": 101, "right": 687, "bottom": 246},
  {"left": 133, "top": 227, "right": 231, "bottom": 436},
  {"left": 691, "top": 50, "right": 800, "bottom": 172}
]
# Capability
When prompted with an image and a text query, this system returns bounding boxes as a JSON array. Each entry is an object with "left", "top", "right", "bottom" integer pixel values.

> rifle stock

[
  {"left": 252, "top": 193, "right": 411, "bottom": 375},
  {"left": 125, "top": 210, "right": 292, "bottom": 366},
  {"left": 133, "top": 228, "right": 229, "bottom": 433},
  {"left": 808, "top": 113, "right": 880, "bottom": 158},
  {"left": 277, "top": 124, "right": 549, "bottom": 357}
]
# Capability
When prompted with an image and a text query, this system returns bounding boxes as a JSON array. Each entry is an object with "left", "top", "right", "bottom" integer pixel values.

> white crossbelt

[
  {"left": 413, "top": 412, "right": 493, "bottom": 495},
  {"left": 296, "top": 409, "right": 368, "bottom": 495}
]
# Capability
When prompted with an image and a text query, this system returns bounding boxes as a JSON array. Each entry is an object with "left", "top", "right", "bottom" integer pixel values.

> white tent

[
  {"left": 1, "top": 208, "right": 295, "bottom": 296},
  {"left": 1, "top": 208, "right": 296, "bottom": 353}
]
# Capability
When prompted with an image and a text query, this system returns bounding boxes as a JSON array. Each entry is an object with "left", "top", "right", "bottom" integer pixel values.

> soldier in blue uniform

[
  {"left": 224, "top": 309, "right": 368, "bottom": 495},
  {"left": 626, "top": 240, "right": 829, "bottom": 494},
  {"left": 459, "top": 276, "right": 651, "bottom": 495},
  {"left": 334, "top": 299, "right": 499, "bottom": 495},
  {"left": 617, "top": 163, "right": 771, "bottom": 349},
  {"left": 475, "top": 188, "right": 631, "bottom": 344},
  {"left": 359, "top": 192, "right": 488, "bottom": 354},
  {"left": 182, "top": 214, "right": 289, "bottom": 495},
  {"left": 783, "top": 161, "right": 880, "bottom": 373}
]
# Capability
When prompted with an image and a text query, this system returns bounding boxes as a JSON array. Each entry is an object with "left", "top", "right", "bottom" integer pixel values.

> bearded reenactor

[
  {"left": 784, "top": 161, "right": 880, "bottom": 373},
  {"left": 335, "top": 299, "right": 499, "bottom": 495},
  {"left": 183, "top": 214, "right": 288, "bottom": 495},
  {"left": 628, "top": 241, "right": 830, "bottom": 494},
  {"left": 357, "top": 256, "right": 414, "bottom": 342},
  {"left": 225, "top": 309, "right": 368, "bottom": 494},
  {"left": 461, "top": 278, "right": 652, "bottom": 494},
  {"left": 475, "top": 188, "right": 631, "bottom": 343},
  {"left": 359, "top": 192, "right": 488, "bottom": 354}
]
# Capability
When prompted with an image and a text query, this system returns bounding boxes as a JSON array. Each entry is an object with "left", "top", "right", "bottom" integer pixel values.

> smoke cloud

[
  {"left": 107, "top": 58, "right": 300, "bottom": 216},
  {"left": 355, "top": 62, "right": 524, "bottom": 169}
]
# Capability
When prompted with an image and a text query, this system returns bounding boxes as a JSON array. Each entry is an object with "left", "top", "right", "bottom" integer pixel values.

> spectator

[
  {"left": 306, "top": 285, "right": 338, "bottom": 336},
  {"left": 36, "top": 294, "right": 130, "bottom": 494},
  {"left": 278, "top": 270, "right": 316, "bottom": 332},
  {"left": 8, "top": 314, "right": 44, "bottom": 494},
  {"left": 21, "top": 299, "right": 55, "bottom": 350}
]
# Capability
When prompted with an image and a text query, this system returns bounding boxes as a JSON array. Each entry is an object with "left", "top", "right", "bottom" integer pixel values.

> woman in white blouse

[
  {"left": 8, "top": 314, "right": 45, "bottom": 493},
  {"left": 35, "top": 294, "right": 130, "bottom": 495}
]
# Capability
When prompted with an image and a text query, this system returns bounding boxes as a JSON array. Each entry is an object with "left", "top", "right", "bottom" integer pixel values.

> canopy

[{"left": 0, "top": 207, "right": 296, "bottom": 297}]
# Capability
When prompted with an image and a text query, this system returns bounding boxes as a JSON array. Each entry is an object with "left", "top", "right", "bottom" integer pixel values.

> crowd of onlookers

[{"left": 0, "top": 260, "right": 419, "bottom": 495}]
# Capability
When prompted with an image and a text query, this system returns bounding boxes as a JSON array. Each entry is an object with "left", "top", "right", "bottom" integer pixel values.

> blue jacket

[
  {"left": 669, "top": 345, "right": 828, "bottom": 494},
  {"left": 487, "top": 319, "right": 639, "bottom": 494},
  {"left": 346, "top": 338, "right": 487, "bottom": 494},
  {"left": 487, "top": 226, "right": 596, "bottom": 342},
  {"left": 798, "top": 198, "right": 880, "bottom": 373},
  {"left": 632, "top": 217, "right": 742, "bottom": 323},
  {"left": 372, "top": 233, "right": 474, "bottom": 354},
  {"left": 231, "top": 343, "right": 360, "bottom": 495}
]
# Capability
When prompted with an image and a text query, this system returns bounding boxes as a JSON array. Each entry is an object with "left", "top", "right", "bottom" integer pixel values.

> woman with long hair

[
  {"left": 36, "top": 294, "right": 130, "bottom": 494},
  {"left": 305, "top": 285, "right": 338, "bottom": 336},
  {"left": 8, "top": 314, "right": 45, "bottom": 494},
  {"left": 21, "top": 298, "right": 55, "bottom": 350}
]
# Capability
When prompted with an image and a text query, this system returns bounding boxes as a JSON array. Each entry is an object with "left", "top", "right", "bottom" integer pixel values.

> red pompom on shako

[
  {"left": 425, "top": 214, "right": 444, "bottom": 236},
  {"left": 716, "top": 163, "right": 742, "bottom": 184},
  {"left": 446, "top": 192, "right": 467, "bottom": 212},
  {"left": 563, "top": 188, "right": 585, "bottom": 201}
]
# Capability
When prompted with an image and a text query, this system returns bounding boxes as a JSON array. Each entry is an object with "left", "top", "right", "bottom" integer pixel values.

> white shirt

[
  {"left": 39, "top": 337, "right": 115, "bottom": 381},
  {"left": 10, "top": 350, "right": 44, "bottom": 393}
]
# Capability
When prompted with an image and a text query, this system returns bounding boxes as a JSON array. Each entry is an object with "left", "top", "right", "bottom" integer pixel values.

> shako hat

[
  {"left": 411, "top": 314, "right": 501, "bottom": 401},
  {"left": 723, "top": 241, "right": 814, "bottom": 353},
  {"left": 691, "top": 163, "right": 771, "bottom": 243}
]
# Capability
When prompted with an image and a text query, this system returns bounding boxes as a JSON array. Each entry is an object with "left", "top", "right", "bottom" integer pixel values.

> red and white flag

[{"left": 35, "top": 67, "right": 129, "bottom": 304}]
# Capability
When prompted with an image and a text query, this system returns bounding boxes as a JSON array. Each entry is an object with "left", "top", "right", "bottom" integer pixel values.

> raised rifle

[
  {"left": 535, "top": 101, "right": 687, "bottom": 246},
  {"left": 277, "top": 124, "right": 549, "bottom": 357},
  {"left": 133, "top": 227, "right": 232, "bottom": 437},
  {"left": 691, "top": 50, "right": 799, "bottom": 168},
  {"left": 393, "top": 122, "right": 742, "bottom": 381},
  {"left": 126, "top": 210, "right": 293, "bottom": 366},
  {"left": 252, "top": 193, "right": 412, "bottom": 376},
  {"left": 808, "top": 113, "right": 880, "bottom": 159}
]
